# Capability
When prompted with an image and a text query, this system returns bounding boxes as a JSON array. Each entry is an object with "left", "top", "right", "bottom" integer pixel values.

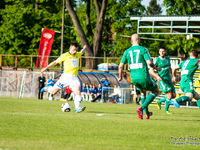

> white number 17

[{"left": 129, "top": 50, "right": 140, "bottom": 64}]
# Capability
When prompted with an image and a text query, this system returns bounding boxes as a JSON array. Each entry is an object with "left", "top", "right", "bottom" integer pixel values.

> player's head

[
  {"left": 131, "top": 34, "right": 140, "bottom": 45},
  {"left": 69, "top": 43, "right": 78, "bottom": 55},
  {"left": 98, "top": 83, "right": 102, "bottom": 87},
  {"left": 190, "top": 50, "right": 198, "bottom": 58},
  {"left": 159, "top": 48, "right": 166, "bottom": 57}
]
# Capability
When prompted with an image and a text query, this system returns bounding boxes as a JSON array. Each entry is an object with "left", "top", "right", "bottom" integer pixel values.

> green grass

[{"left": 0, "top": 97, "right": 200, "bottom": 150}]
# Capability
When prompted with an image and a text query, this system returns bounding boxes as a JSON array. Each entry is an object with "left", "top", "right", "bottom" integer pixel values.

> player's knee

[
  {"left": 49, "top": 87, "right": 58, "bottom": 95},
  {"left": 185, "top": 93, "right": 193, "bottom": 100},
  {"left": 72, "top": 86, "right": 81, "bottom": 95}
]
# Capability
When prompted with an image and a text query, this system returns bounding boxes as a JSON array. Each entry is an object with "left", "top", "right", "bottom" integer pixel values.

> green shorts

[
  {"left": 131, "top": 77, "right": 158, "bottom": 92},
  {"left": 180, "top": 79, "right": 195, "bottom": 95},
  {"left": 158, "top": 79, "right": 175, "bottom": 94}
]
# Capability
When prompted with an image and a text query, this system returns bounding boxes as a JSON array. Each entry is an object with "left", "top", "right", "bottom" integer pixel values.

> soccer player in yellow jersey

[{"left": 41, "top": 43, "right": 87, "bottom": 112}]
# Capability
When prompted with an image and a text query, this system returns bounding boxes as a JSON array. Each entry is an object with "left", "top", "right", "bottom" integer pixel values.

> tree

[
  {"left": 65, "top": 0, "right": 107, "bottom": 68},
  {"left": 108, "top": 0, "right": 145, "bottom": 57},
  {"left": 162, "top": 0, "right": 200, "bottom": 56},
  {"left": 65, "top": 0, "right": 145, "bottom": 68},
  {"left": 0, "top": 0, "right": 74, "bottom": 56},
  {"left": 166, "top": 35, "right": 199, "bottom": 57},
  {"left": 163, "top": 0, "right": 200, "bottom": 15},
  {"left": 146, "top": 0, "right": 162, "bottom": 15}
]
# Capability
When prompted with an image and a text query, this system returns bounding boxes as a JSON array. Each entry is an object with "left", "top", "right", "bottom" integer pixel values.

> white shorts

[{"left": 54, "top": 73, "right": 81, "bottom": 90}]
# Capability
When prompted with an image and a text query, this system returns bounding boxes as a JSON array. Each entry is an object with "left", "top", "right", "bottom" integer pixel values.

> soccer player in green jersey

[
  {"left": 118, "top": 34, "right": 162, "bottom": 120},
  {"left": 155, "top": 48, "right": 179, "bottom": 114},
  {"left": 172, "top": 50, "right": 200, "bottom": 109}
]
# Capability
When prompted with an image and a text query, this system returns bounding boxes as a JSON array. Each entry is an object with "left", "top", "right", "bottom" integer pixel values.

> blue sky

[{"left": 142, "top": 0, "right": 166, "bottom": 15}]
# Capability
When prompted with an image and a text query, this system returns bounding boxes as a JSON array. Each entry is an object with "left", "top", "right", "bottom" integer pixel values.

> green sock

[
  {"left": 165, "top": 98, "right": 170, "bottom": 112},
  {"left": 175, "top": 96, "right": 190, "bottom": 103},
  {"left": 196, "top": 100, "right": 200, "bottom": 109},
  {"left": 159, "top": 97, "right": 166, "bottom": 104},
  {"left": 141, "top": 93, "right": 156, "bottom": 111},
  {"left": 140, "top": 95, "right": 148, "bottom": 115}
]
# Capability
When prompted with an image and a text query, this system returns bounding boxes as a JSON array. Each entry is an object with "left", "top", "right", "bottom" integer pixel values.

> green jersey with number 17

[
  {"left": 120, "top": 45, "right": 151, "bottom": 79},
  {"left": 178, "top": 58, "right": 200, "bottom": 81}
]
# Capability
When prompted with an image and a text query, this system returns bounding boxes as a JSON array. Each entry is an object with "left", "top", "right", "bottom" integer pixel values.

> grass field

[{"left": 0, "top": 97, "right": 200, "bottom": 150}]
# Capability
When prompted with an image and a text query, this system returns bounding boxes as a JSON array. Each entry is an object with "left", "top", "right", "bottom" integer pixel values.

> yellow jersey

[{"left": 56, "top": 52, "right": 82, "bottom": 76}]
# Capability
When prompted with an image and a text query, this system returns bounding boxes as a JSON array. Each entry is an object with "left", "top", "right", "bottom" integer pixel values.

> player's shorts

[
  {"left": 54, "top": 73, "right": 81, "bottom": 90},
  {"left": 131, "top": 77, "right": 158, "bottom": 92},
  {"left": 158, "top": 79, "right": 175, "bottom": 94},
  {"left": 180, "top": 79, "right": 195, "bottom": 95}
]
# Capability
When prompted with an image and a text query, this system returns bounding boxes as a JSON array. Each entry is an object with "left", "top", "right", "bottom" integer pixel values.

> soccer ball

[{"left": 61, "top": 103, "right": 71, "bottom": 112}]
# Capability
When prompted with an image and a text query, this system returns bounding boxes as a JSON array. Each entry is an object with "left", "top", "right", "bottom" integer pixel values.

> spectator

[
  {"left": 91, "top": 83, "right": 102, "bottom": 102},
  {"left": 109, "top": 85, "right": 121, "bottom": 103},
  {"left": 40, "top": 76, "right": 55, "bottom": 100},
  {"left": 38, "top": 73, "right": 46, "bottom": 99},
  {"left": 84, "top": 83, "right": 90, "bottom": 101},
  {"left": 64, "top": 85, "right": 73, "bottom": 100},
  {"left": 100, "top": 77, "right": 110, "bottom": 102},
  {"left": 81, "top": 83, "right": 88, "bottom": 101},
  {"left": 88, "top": 84, "right": 97, "bottom": 101}
]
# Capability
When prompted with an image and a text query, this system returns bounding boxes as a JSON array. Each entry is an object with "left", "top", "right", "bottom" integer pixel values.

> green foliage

[
  {"left": 166, "top": 35, "right": 199, "bottom": 56},
  {"left": 163, "top": 0, "right": 200, "bottom": 15},
  {"left": 146, "top": 0, "right": 162, "bottom": 15},
  {"left": 0, "top": 0, "right": 74, "bottom": 57},
  {"left": 104, "top": 0, "right": 145, "bottom": 56}
]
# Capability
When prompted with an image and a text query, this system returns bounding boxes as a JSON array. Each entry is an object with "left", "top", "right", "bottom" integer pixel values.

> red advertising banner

[{"left": 36, "top": 28, "right": 55, "bottom": 68}]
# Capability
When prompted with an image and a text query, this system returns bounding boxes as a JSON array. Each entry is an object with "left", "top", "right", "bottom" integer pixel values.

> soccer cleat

[
  {"left": 136, "top": 107, "right": 143, "bottom": 120},
  {"left": 165, "top": 111, "right": 172, "bottom": 114},
  {"left": 145, "top": 111, "right": 153, "bottom": 119},
  {"left": 74, "top": 105, "right": 86, "bottom": 113},
  {"left": 157, "top": 101, "right": 161, "bottom": 110},
  {"left": 169, "top": 100, "right": 180, "bottom": 108}
]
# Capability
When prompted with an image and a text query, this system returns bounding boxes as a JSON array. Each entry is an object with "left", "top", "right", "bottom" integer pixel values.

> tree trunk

[
  {"left": 86, "top": 0, "right": 93, "bottom": 36},
  {"left": 65, "top": 0, "right": 107, "bottom": 69},
  {"left": 93, "top": 0, "right": 107, "bottom": 57},
  {"left": 65, "top": 0, "right": 92, "bottom": 56},
  {"left": 35, "top": 0, "right": 39, "bottom": 10},
  {"left": 66, "top": 0, "right": 94, "bottom": 69},
  {"left": 93, "top": 0, "right": 107, "bottom": 67}
]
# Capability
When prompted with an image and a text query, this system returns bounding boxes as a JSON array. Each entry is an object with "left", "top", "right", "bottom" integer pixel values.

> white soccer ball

[{"left": 61, "top": 103, "right": 71, "bottom": 112}]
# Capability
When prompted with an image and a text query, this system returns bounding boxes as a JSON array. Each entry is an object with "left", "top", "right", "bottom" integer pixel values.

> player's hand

[
  {"left": 118, "top": 77, "right": 122, "bottom": 82},
  {"left": 156, "top": 67, "right": 161, "bottom": 71},
  {"left": 83, "top": 45, "right": 87, "bottom": 49},
  {"left": 41, "top": 68, "right": 46, "bottom": 73}
]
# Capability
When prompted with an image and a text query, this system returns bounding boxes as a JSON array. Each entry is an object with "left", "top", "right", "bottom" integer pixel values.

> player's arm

[
  {"left": 146, "top": 59, "right": 161, "bottom": 71},
  {"left": 41, "top": 60, "right": 58, "bottom": 73},
  {"left": 118, "top": 63, "right": 124, "bottom": 82},
  {"left": 80, "top": 45, "right": 87, "bottom": 53},
  {"left": 149, "top": 68, "right": 162, "bottom": 81},
  {"left": 172, "top": 66, "right": 180, "bottom": 83}
]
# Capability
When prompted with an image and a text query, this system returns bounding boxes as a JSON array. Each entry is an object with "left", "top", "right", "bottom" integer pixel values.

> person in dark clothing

[
  {"left": 91, "top": 83, "right": 102, "bottom": 102},
  {"left": 100, "top": 77, "right": 110, "bottom": 102},
  {"left": 38, "top": 73, "right": 46, "bottom": 99}
]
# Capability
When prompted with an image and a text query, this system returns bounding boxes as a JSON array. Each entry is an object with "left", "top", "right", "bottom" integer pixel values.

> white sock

[{"left": 74, "top": 95, "right": 81, "bottom": 109}]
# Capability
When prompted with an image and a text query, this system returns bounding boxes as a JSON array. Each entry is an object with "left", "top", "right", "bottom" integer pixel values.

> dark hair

[
  {"left": 159, "top": 48, "right": 165, "bottom": 51},
  {"left": 70, "top": 42, "right": 79, "bottom": 47},
  {"left": 191, "top": 50, "right": 198, "bottom": 58}
]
